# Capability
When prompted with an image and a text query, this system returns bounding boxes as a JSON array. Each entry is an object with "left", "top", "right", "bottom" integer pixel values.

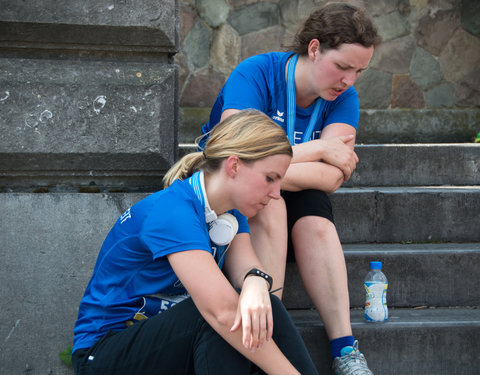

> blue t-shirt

[
  {"left": 72, "top": 172, "right": 249, "bottom": 353},
  {"left": 201, "top": 52, "right": 359, "bottom": 146}
]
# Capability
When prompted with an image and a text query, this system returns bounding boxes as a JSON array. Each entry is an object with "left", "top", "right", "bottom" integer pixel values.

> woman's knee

[{"left": 292, "top": 215, "right": 337, "bottom": 240}]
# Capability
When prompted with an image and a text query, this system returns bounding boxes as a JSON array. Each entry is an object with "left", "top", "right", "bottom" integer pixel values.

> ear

[
  {"left": 225, "top": 155, "right": 241, "bottom": 178},
  {"left": 308, "top": 39, "right": 320, "bottom": 60}
]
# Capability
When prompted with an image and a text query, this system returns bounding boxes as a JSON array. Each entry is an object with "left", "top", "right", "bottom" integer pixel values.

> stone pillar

[{"left": 0, "top": 1, "right": 178, "bottom": 374}]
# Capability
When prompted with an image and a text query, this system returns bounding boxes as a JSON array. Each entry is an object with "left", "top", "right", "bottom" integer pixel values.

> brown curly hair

[{"left": 284, "top": 2, "right": 381, "bottom": 55}]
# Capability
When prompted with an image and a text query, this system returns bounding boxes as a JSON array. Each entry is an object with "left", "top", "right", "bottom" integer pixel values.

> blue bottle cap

[{"left": 370, "top": 261, "right": 382, "bottom": 270}]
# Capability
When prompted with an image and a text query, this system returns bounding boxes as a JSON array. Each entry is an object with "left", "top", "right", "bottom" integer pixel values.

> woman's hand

[
  {"left": 317, "top": 136, "right": 358, "bottom": 181},
  {"left": 230, "top": 275, "right": 273, "bottom": 352},
  {"left": 292, "top": 135, "right": 357, "bottom": 180}
]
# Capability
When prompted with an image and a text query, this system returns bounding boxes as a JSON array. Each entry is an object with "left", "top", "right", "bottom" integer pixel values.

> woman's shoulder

[
  {"left": 237, "top": 51, "right": 292, "bottom": 72},
  {"left": 142, "top": 180, "right": 199, "bottom": 215}
]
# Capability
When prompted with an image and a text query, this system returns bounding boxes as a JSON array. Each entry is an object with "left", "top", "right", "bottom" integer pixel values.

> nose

[
  {"left": 342, "top": 71, "right": 358, "bottom": 87},
  {"left": 268, "top": 181, "right": 282, "bottom": 200}
]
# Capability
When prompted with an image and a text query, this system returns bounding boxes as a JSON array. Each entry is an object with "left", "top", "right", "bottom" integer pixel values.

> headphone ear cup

[{"left": 208, "top": 213, "right": 239, "bottom": 246}]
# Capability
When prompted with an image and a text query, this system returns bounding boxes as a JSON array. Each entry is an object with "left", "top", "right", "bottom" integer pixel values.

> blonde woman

[{"left": 72, "top": 110, "right": 319, "bottom": 375}]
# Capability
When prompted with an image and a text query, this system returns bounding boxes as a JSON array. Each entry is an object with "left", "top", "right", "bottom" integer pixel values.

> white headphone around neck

[{"left": 200, "top": 171, "right": 239, "bottom": 246}]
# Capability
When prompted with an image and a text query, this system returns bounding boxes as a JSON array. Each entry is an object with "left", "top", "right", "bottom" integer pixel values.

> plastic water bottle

[{"left": 364, "top": 261, "right": 388, "bottom": 322}]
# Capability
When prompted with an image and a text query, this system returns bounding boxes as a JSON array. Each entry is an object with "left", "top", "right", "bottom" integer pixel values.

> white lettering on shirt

[{"left": 120, "top": 208, "right": 131, "bottom": 224}]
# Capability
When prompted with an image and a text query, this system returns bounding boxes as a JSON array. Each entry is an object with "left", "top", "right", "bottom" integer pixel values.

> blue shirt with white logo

[
  {"left": 72, "top": 173, "right": 249, "bottom": 353},
  {"left": 200, "top": 52, "right": 359, "bottom": 146}
]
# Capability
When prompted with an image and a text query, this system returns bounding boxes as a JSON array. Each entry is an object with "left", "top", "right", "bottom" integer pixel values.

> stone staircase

[
  {"left": 178, "top": 142, "right": 480, "bottom": 373},
  {"left": 281, "top": 144, "right": 480, "bottom": 374},
  {"left": 182, "top": 142, "right": 480, "bottom": 374}
]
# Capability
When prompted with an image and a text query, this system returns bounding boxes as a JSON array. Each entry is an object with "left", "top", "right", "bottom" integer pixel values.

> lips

[
  {"left": 332, "top": 87, "right": 343, "bottom": 95},
  {"left": 259, "top": 201, "right": 269, "bottom": 209}
]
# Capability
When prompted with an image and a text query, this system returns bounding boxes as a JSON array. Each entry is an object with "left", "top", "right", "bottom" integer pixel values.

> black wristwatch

[{"left": 244, "top": 268, "right": 273, "bottom": 291}]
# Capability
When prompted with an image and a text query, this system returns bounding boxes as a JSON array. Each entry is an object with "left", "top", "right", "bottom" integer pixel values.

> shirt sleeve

[
  {"left": 221, "top": 55, "right": 271, "bottom": 113},
  {"left": 141, "top": 191, "right": 212, "bottom": 260}
]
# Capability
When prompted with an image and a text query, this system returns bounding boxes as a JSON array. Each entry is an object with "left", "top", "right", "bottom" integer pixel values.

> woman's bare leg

[
  {"left": 291, "top": 216, "right": 352, "bottom": 340},
  {"left": 248, "top": 198, "right": 288, "bottom": 298}
]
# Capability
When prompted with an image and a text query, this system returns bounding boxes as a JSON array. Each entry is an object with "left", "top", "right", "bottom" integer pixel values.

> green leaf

[{"left": 59, "top": 346, "right": 73, "bottom": 367}]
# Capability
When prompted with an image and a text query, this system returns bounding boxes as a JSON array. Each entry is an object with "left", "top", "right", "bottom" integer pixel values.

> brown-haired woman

[{"left": 200, "top": 3, "right": 382, "bottom": 374}]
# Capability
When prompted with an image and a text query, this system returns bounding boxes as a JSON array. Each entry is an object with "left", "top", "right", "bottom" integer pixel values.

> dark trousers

[{"left": 72, "top": 295, "right": 319, "bottom": 375}]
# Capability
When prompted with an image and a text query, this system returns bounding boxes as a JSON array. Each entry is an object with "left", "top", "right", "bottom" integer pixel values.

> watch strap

[{"left": 244, "top": 268, "right": 273, "bottom": 291}]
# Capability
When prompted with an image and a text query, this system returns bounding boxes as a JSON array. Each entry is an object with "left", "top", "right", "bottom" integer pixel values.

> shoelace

[
  {"left": 335, "top": 341, "right": 373, "bottom": 375},
  {"left": 340, "top": 352, "right": 371, "bottom": 372}
]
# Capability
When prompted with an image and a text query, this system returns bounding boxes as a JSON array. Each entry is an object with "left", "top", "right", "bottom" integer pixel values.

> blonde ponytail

[{"left": 163, "top": 110, "right": 292, "bottom": 188}]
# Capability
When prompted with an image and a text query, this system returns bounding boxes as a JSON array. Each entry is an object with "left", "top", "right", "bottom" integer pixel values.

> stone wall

[{"left": 177, "top": 0, "right": 480, "bottom": 143}]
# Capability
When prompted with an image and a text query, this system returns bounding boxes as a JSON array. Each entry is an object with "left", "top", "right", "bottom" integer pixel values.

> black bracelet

[{"left": 244, "top": 268, "right": 273, "bottom": 291}]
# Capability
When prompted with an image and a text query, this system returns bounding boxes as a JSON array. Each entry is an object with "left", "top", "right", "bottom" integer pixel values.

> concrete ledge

[
  {"left": 0, "top": 0, "right": 177, "bottom": 52},
  {"left": 0, "top": 153, "right": 168, "bottom": 191},
  {"left": 284, "top": 243, "right": 480, "bottom": 309},
  {"left": 0, "top": 58, "right": 178, "bottom": 182}
]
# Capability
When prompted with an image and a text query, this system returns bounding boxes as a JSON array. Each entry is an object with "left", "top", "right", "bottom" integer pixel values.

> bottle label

[{"left": 364, "top": 282, "right": 388, "bottom": 322}]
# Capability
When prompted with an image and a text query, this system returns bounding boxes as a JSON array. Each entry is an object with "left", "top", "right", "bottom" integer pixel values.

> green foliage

[
  {"left": 59, "top": 346, "right": 73, "bottom": 368},
  {"left": 474, "top": 132, "right": 480, "bottom": 143}
]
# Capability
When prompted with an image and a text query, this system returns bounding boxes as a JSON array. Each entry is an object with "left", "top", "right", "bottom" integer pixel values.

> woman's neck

[
  {"left": 203, "top": 172, "right": 231, "bottom": 215},
  {"left": 291, "top": 54, "right": 318, "bottom": 109}
]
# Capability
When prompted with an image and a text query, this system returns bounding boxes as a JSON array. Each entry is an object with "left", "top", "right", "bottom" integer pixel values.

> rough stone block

[
  {"left": 0, "top": 0, "right": 178, "bottom": 52},
  {"left": 228, "top": 2, "right": 279, "bottom": 36},
  {"left": 0, "top": 57, "right": 178, "bottom": 188}
]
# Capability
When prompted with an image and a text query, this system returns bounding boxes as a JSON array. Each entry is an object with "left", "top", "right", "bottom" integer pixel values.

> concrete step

[
  {"left": 347, "top": 143, "right": 480, "bottom": 187},
  {"left": 283, "top": 243, "right": 480, "bottom": 310},
  {"left": 179, "top": 143, "right": 480, "bottom": 187},
  {"left": 291, "top": 307, "right": 480, "bottom": 375},
  {"left": 331, "top": 186, "right": 480, "bottom": 243}
]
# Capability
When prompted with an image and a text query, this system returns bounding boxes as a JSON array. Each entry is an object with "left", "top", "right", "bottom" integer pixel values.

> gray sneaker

[{"left": 332, "top": 340, "right": 373, "bottom": 375}]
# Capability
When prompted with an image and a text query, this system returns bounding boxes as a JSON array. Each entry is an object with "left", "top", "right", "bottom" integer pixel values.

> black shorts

[{"left": 282, "top": 189, "right": 335, "bottom": 262}]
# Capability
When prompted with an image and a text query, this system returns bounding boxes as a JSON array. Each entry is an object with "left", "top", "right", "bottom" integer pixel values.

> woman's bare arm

[{"left": 167, "top": 249, "right": 300, "bottom": 375}]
